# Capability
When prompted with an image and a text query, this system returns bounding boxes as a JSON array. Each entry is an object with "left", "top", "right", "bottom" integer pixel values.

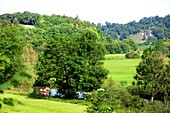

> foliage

[
  {"left": 129, "top": 41, "right": 170, "bottom": 102},
  {"left": 96, "top": 15, "right": 170, "bottom": 43},
  {"left": 97, "top": 77, "right": 170, "bottom": 113},
  {"left": 0, "top": 11, "right": 41, "bottom": 25},
  {"left": 0, "top": 11, "right": 170, "bottom": 112},
  {"left": 125, "top": 50, "right": 140, "bottom": 59},
  {"left": 125, "top": 96, "right": 170, "bottom": 113},
  {"left": 19, "top": 46, "right": 38, "bottom": 91},
  {"left": 87, "top": 77, "right": 131, "bottom": 113},
  {"left": 87, "top": 91, "right": 114, "bottom": 113},
  {"left": 0, "top": 44, "right": 31, "bottom": 108},
  {"left": 0, "top": 20, "right": 25, "bottom": 84},
  {"left": 35, "top": 29, "right": 108, "bottom": 98},
  {"left": 0, "top": 20, "right": 32, "bottom": 108},
  {"left": 106, "top": 37, "right": 138, "bottom": 54},
  {"left": 87, "top": 77, "right": 117, "bottom": 113}
]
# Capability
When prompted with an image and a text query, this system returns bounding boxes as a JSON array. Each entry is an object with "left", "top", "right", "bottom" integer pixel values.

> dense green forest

[
  {"left": 95, "top": 15, "right": 170, "bottom": 41},
  {"left": 1, "top": 11, "right": 169, "bottom": 54},
  {"left": 94, "top": 15, "right": 170, "bottom": 54},
  {"left": 0, "top": 11, "right": 170, "bottom": 112}
]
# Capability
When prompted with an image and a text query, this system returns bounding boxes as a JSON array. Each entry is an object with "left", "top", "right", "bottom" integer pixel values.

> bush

[
  {"left": 86, "top": 91, "right": 115, "bottom": 113},
  {"left": 125, "top": 50, "right": 140, "bottom": 59}
]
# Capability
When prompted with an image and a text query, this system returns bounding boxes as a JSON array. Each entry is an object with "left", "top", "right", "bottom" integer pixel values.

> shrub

[
  {"left": 86, "top": 91, "right": 115, "bottom": 113},
  {"left": 125, "top": 50, "right": 140, "bottom": 59}
]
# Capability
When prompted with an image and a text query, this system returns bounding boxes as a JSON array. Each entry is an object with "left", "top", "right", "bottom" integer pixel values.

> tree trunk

[
  {"left": 48, "top": 79, "right": 52, "bottom": 88},
  {"left": 167, "top": 101, "right": 169, "bottom": 108},
  {"left": 151, "top": 96, "right": 154, "bottom": 102}
]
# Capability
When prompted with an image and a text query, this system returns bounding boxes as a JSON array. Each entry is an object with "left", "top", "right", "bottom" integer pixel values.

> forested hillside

[
  {"left": 1, "top": 11, "right": 169, "bottom": 54},
  {"left": 0, "top": 11, "right": 105, "bottom": 51},
  {"left": 0, "top": 11, "right": 100, "bottom": 35},
  {"left": 95, "top": 15, "right": 170, "bottom": 44}
]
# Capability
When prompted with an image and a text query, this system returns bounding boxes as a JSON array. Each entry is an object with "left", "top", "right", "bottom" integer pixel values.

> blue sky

[{"left": 0, "top": 0, "right": 170, "bottom": 24}]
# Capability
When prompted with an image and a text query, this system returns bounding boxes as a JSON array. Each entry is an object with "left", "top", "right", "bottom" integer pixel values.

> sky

[{"left": 0, "top": 0, "right": 170, "bottom": 24}]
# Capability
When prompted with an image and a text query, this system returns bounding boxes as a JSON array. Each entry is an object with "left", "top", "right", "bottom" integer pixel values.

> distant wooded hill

[
  {"left": 94, "top": 15, "right": 170, "bottom": 44},
  {"left": 0, "top": 11, "right": 105, "bottom": 53},
  {"left": 0, "top": 11, "right": 169, "bottom": 54},
  {"left": 1, "top": 11, "right": 169, "bottom": 42}
]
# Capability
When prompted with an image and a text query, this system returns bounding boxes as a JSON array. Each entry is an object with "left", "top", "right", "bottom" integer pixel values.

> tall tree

[
  {"left": 131, "top": 41, "right": 170, "bottom": 101},
  {"left": 77, "top": 29, "right": 108, "bottom": 92},
  {"left": 0, "top": 20, "right": 25, "bottom": 84},
  {"left": 35, "top": 29, "right": 108, "bottom": 98}
]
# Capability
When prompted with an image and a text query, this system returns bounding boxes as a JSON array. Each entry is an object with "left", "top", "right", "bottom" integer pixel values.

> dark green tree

[
  {"left": 118, "top": 41, "right": 130, "bottom": 53},
  {"left": 77, "top": 29, "right": 108, "bottom": 92},
  {"left": 122, "top": 39, "right": 138, "bottom": 51},
  {"left": 0, "top": 44, "right": 31, "bottom": 108},
  {"left": 87, "top": 91, "right": 114, "bottom": 113},
  {"left": 131, "top": 42, "right": 170, "bottom": 102},
  {"left": 35, "top": 29, "right": 108, "bottom": 98},
  {"left": 134, "top": 52, "right": 165, "bottom": 101},
  {"left": 106, "top": 35, "right": 115, "bottom": 54},
  {"left": 0, "top": 20, "right": 25, "bottom": 84}
]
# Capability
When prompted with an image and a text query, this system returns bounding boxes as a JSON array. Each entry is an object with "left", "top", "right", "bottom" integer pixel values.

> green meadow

[
  {"left": 1, "top": 93, "right": 87, "bottom": 113},
  {"left": 104, "top": 54, "right": 141, "bottom": 84}
]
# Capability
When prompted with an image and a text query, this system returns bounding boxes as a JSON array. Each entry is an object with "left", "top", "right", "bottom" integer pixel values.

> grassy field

[
  {"left": 1, "top": 93, "right": 87, "bottom": 113},
  {"left": 1, "top": 54, "right": 141, "bottom": 113},
  {"left": 104, "top": 54, "right": 141, "bottom": 84}
]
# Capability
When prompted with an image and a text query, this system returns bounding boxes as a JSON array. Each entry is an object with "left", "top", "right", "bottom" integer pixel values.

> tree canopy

[
  {"left": 95, "top": 15, "right": 170, "bottom": 44},
  {"left": 34, "top": 29, "right": 108, "bottom": 98},
  {"left": 129, "top": 41, "right": 170, "bottom": 102},
  {"left": 0, "top": 20, "right": 25, "bottom": 84}
]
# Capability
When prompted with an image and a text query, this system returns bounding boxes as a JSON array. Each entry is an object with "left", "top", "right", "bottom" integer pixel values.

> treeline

[
  {"left": 0, "top": 11, "right": 98, "bottom": 35},
  {"left": 1, "top": 12, "right": 170, "bottom": 54},
  {"left": 0, "top": 11, "right": 169, "bottom": 54},
  {"left": 0, "top": 11, "right": 104, "bottom": 51},
  {"left": 0, "top": 11, "right": 138, "bottom": 54},
  {"left": 106, "top": 36, "right": 138, "bottom": 54},
  {"left": 95, "top": 15, "right": 170, "bottom": 43},
  {"left": 0, "top": 11, "right": 41, "bottom": 25}
]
